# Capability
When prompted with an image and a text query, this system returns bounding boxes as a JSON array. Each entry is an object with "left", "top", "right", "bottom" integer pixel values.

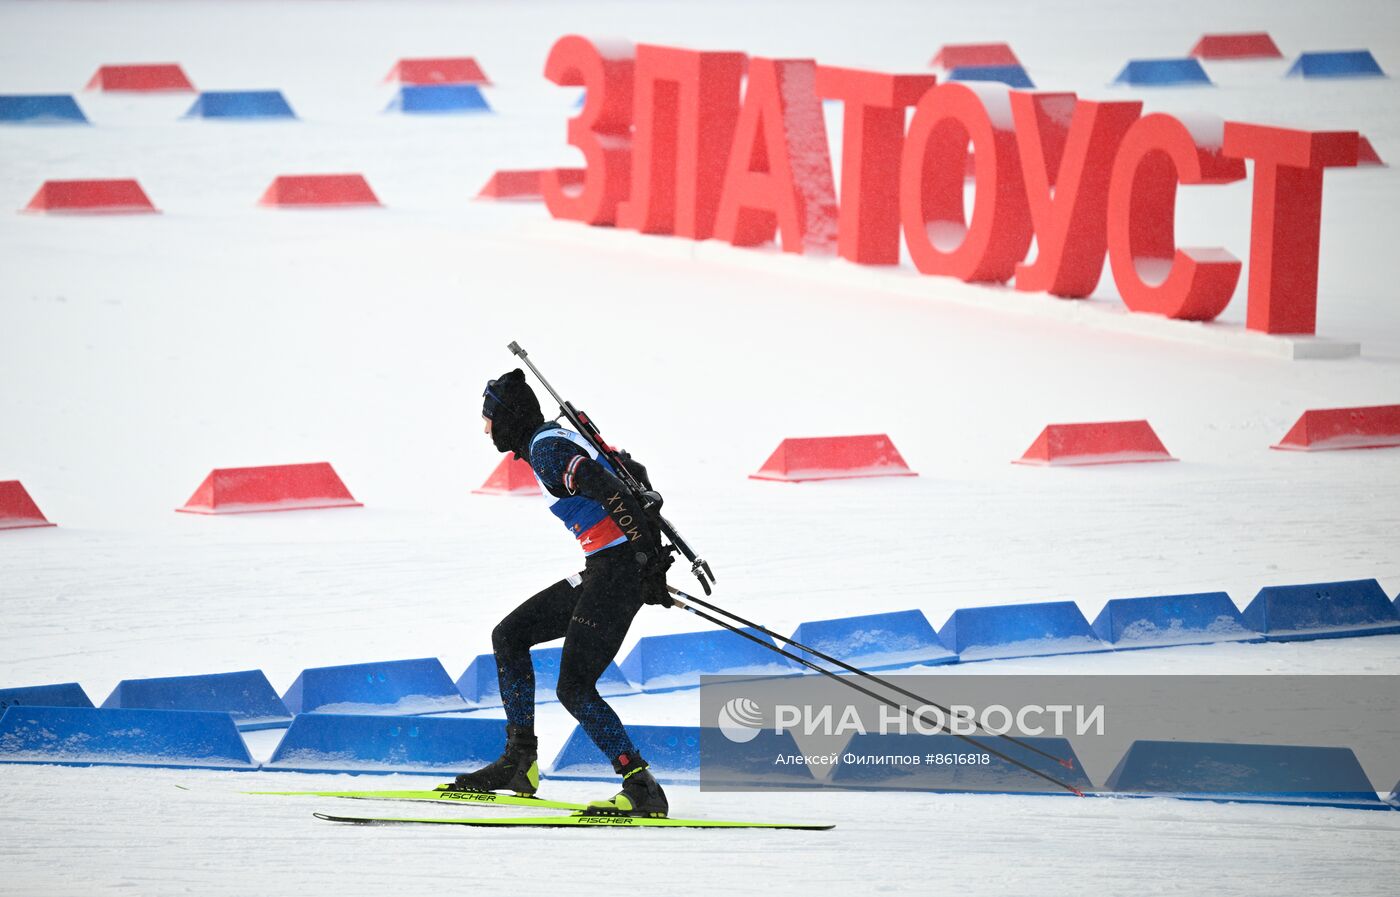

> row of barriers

[
  {"left": 0, "top": 86, "right": 496, "bottom": 124},
  {"left": 0, "top": 706, "right": 1394, "bottom": 811},
  {"left": 2, "top": 42, "right": 1387, "bottom": 124},
  {"left": 1, "top": 57, "right": 494, "bottom": 124},
  {"left": 5, "top": 409, "right": 1398, "bottom": 527},
  {"left": 13, "top": 168, "right": 591, "bottom": 213},
  {"left": 17, "top": 51, "right": 1390, "bottom": 129},
  {"left": 4, "top": 578, "right": 1398, "bottom": 723}
]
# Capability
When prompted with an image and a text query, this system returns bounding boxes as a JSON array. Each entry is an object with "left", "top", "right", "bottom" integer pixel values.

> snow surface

[{"left": 3, "top": 0, "right": 1400, "bottom": 895}]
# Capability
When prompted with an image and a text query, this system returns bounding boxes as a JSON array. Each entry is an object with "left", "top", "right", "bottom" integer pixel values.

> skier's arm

[
  {"left": 569, "top": 457, "right": 663, "bottom": 561},
  {"left": 573, "top": 458, "right": 674, "bottom": 606}
]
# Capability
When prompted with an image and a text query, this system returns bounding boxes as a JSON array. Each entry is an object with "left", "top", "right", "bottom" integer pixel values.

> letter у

[{"left": 1012, "top": 93, "right": 1141, "bottom": 297}]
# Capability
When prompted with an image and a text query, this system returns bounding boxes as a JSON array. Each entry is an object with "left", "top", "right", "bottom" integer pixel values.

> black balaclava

[{"left": 483, "top": 368, "right": 545, "bottom": 459}]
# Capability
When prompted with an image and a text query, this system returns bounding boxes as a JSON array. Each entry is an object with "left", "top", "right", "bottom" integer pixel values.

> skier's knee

[
  {"left": 492, "top": 619, "right": 523, "bottom": 655},
  {"left": 555, "top": 676, "right": 592, "bottom": 715}
]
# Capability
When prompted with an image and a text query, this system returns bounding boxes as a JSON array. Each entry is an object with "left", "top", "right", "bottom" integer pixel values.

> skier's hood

[{"left": 483, "top": 368, "right": 545, "bottom": 459}]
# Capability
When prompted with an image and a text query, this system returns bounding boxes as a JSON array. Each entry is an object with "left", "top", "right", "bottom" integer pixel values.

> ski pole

[
  {"left": 670, "top": 585, "right": 1077, "bottom": 773},
  {"left": 668, "top": 594, "right": 1084, "bottom": 796}
]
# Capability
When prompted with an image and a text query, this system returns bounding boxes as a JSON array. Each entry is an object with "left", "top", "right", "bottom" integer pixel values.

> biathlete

[{"left": 447, "top": 368, "right": 673, "bottom": 817}]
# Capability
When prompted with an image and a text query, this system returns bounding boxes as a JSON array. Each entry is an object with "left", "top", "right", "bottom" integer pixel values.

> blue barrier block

[
  {"left": 386, "top": 85, "right": 492, "bottom": 114},
  {"left": 1388, "top": 781, "right": 1398, "bottom": 808},
  {"left": 829, "top": 733, "right": 1092, "bottom": 794},
  {"left": 282, "top": 657, "right": 469, "bottom": 715},
  {"left": 0, "top": 682, "right": 93, "bottom": 711},
  {"left": 0, "top": 706, "right": 255, "bottom": 770},
  {"left": 455, "top": 646, "right": 635, "bottom": 708},
  {"left": 1090, "top": 592, "right": 1258, "bottom": 649},
  {"left": 1105, "top": 740, "right": 1389, "bottom": 810},
  {"left": 1287, "top": 50, "right": 1386, "bottom": 79},
  {"left": 937, "top": 601, "right": 1107, "bottom": 661},
  {"left": 183, "top": 90, "right": 296, "bottom": 120},
  {"left": 0, "top": 94, "right": 88, "bottom": 124},
  {"left": 263, "top": 713, "right": 507, "bottom": 775},
  {"left": 789, "top": 609, "right": 956, "bottom": 671},
  {"left": 948, "top": 65, "right": 1035, "bottom": 89},
  {"left": 1114, "top": 58, "right": 1213, "bottom": 86},
  {"left": 101, "top": 669, "right": 291, "bottom": 731},
  {"left": 548, "top": 723, "right": 815, "bottom": 786},
  {"left": 1241, "top": 579, "right": 1400, "bottom": 641},
  {"left": 619, "top": 628, "right": 801, "bottom": 693}
]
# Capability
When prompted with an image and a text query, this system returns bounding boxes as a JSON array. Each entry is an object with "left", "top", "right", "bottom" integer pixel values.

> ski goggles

[{"left": 482, "top": 380, "right": 508, "bottom": 420}]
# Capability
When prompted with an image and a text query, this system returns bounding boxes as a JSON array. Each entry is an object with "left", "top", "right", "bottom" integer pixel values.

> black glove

[
  {"left": 638, "top": 549, "right": 674, "bottom": 607},
  {"left": 616, "top": 450, "right": 653, "bottom": 491}
]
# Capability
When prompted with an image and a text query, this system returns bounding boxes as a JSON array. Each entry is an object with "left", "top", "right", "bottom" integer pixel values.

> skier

[{"left": 447, "top": 368, "right": 673, "bottom": 817}]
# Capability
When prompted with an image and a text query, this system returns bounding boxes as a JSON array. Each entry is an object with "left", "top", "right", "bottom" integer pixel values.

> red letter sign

[
  {"left": 618, "top": 45, "right": 746, "bottom": 239},
  {"left": 1105, "top": 114, "right": 1246, "bottom": 320},
  {"left": 1222, "top": 123, "right": 1359, "bottom": 334},
  {"left": 713, "top": 57, "right": 839, "bottom": 254},
  {"left": 1013, "top": 94, "right": 1141, "bottom": 297},
  {"left": 815, "top": 66, "right": 936, "bottom": 264},
  {"left": 900, "top": 82, "right": 1032, "bottom": 283},
  {"left": 542, "top": 36, "right": 634, "bottom": 226}
]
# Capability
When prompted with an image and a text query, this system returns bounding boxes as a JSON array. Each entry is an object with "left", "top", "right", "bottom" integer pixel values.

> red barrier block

[
  {"left": 1015, "top": 421, "right": 1176, "bottom": 466},
  {"left": 1272, "top": 405, "right": 1400, "bottom": 451},
  {"left": 258, "top": 174, "right": 381, "bottom": 208},
  {"left": 177, "top": 463, "right": 362, "bottom": 514},
  {"left": 749, "top": 435, "right": 917, "bottom": 482},
  {"left": 0, "top": 481, "right": 56, "bottom": 531},
  {"left": 930, "top": 44, "right": 1020, "bottom": 69},
  {"left": 85, "top": 64, "right": 194, "bottom": 92},
  {"left": 386, "top": 57, "right": 491, "bottom": 85},
  {"left": 23, "top": 179, "right": 157, "bottom": 214},
  {"left": 1358, "top": 136, "right": 1386, "bottom": 167},
  {"left": 472, "top": 457, "right": 543, "bottom": 495},
  {"left": 1189, "top": 34, "right": 1283, "bottom": 60},
  {"left": 714, "top": 57, "right": 839, "bottom": 254},
  {"left": 477, "top": 168, "right": 584, "bottom": 201}
]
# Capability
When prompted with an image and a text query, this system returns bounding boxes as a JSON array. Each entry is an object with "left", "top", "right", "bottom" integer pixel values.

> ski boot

[
  {"left": 584, "top": 752, "right": 668, "bottom": 818},
  {"left": 441, "top": 724, "right": 540, "bottom": 795}
]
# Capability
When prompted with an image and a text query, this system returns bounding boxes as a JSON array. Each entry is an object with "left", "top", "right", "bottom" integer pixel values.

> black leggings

[{"left": 491, "top": 547, "right": 643, "bottom": 762}]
